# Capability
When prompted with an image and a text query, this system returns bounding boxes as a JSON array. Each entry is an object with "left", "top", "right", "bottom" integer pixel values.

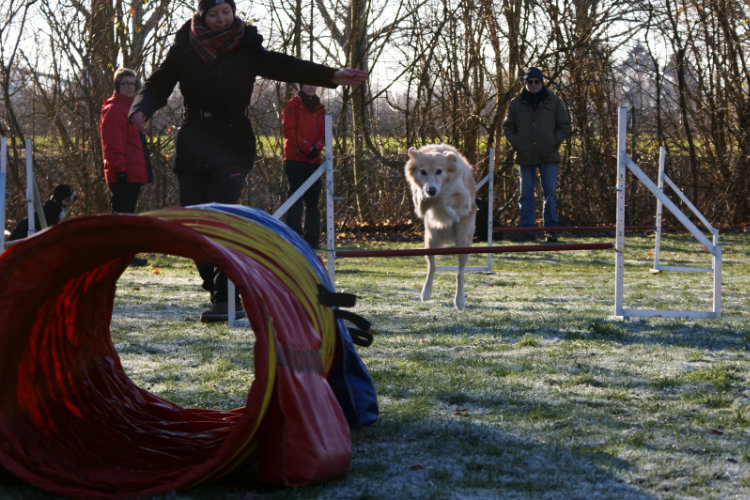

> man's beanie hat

[
  {"left": 198, "top": 0, "right": 236, "bottom": 17},
  {"left": 524, "top": 67, "right": 544, "bottom": 83}
]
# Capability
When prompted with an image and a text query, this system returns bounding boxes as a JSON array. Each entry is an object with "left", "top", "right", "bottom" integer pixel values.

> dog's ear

[
  {"left": 53, "top": 185, "right": 70, "bottom": 201},
  {"left": 444, "top": 152, "right": 458, "bottom": 172},
  {"left": 407, "top": 147, "right": 420, "bottom": 161}
]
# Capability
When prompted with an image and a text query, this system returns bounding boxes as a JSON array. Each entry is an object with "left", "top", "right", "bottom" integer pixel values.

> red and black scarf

[{"left": 189, "top": 13, "right": 244, "bottom": 65}]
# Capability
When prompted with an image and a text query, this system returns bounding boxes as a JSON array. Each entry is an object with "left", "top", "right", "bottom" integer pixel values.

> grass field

[{"left": 1, "top": 231, "right": 748, "bottom": 499}]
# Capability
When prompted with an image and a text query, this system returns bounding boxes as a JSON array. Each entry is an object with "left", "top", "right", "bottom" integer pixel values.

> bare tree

[
  {"left": 1, "top": 0, "right": 44, "bottom": 224},
  {"left": 6, "top": 0, "right": 181, "bottom": 215},
  {"left": 3, "top": 0, "right": 750, "bottom": 230},
  {"left": 257, "top": 0, "right": 423, "bottom": 223}
]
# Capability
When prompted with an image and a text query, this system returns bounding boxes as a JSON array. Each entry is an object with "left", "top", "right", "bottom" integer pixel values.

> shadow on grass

[
  {"left": 555, "top": 318, "right": 749, "bottom": 352},
  {"left": 351, "top": 416, "right": 653, "bottom": 499},
  {"left": 389, "top": 310, "right": 748, "bottom": 353},
  {"left": 154, "top": 412, "right": 656, "bottom": 500}
]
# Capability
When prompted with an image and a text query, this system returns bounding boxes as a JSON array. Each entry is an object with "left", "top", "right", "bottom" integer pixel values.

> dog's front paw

[
  {"left": 454, "top": 292, "right": 466, "bottom": 311},
  {"left": 421, "top": 283, "right": 433, "bottom": 302}
]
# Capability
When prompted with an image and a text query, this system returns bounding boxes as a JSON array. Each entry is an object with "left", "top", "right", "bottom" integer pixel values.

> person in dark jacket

[
  {"left": 503, "top": 67, "right": 570, "bottom": 242},
  {"left": 282, "top": 84, "right": 325, "bottom": 249},
  {"left": 129, "top": 0, "right": 367, "bottom": 322},
  {"left": 100, "top": 68, "right": 151, "bottom": 214}
]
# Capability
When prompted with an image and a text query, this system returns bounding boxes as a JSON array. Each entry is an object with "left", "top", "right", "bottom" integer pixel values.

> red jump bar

[
  {"left": 335, "top": 242, "right": 613, "bottom": 258},
  {"left": 495, "top": 225, "right": 653, "bottom": 233}
]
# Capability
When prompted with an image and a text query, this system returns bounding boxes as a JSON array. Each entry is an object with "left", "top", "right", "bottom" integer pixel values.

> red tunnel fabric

[{"left": 0, "top": 208, "right": 350, "bottom": 498}]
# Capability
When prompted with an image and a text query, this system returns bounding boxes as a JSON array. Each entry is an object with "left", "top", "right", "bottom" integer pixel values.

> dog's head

[
  {"left": 52, "top": 184, "right": 77, "bottom": 207},
  {"left": 405, "top": 145, "right": 459, "bottom": 199}
]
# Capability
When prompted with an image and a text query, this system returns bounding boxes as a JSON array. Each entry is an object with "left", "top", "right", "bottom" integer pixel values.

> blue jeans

[{"left": 519, "top": 163, "right": 558, "bottom": 227}]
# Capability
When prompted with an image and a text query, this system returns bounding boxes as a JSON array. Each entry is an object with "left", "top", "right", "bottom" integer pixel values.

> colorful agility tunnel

[{"left": 0, "top": 204, "right": 377, "bottom": 498}]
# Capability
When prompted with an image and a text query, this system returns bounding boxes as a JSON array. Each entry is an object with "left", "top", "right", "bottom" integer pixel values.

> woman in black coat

[{"left": 130, "top": 0, "right": 366, "bottom": 322}]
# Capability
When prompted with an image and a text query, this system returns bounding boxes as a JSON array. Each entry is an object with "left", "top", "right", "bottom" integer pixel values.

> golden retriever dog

[{"left": 405, "top": 144, "right": 477, "bottom": 310}]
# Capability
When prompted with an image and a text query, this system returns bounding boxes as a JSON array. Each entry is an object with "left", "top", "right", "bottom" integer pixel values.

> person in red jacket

[
  {"left": 282, "top": 84, "right": 325, "bottom": 249},
  {"left": 100, "top": 68, "right": 152, "bottom": 214}
]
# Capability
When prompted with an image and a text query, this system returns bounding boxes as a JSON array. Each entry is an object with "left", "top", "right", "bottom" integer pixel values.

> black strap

[
  {"left": 334, "top": 309, "right": 373, "bottom": 347},
  {"left": 317, "top": 284, "right": 356, "bottom": 308},
  {"left": 317, "top": 285, "right": 373, "bottom": 347}
]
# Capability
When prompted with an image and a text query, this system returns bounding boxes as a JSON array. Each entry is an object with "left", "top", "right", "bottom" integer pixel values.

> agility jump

[
  {"left": 613, "top": 105, "right": 721, "bottom": 319},
  {"left": 319, "top": 107, "right": 720, "bottom": 320}
]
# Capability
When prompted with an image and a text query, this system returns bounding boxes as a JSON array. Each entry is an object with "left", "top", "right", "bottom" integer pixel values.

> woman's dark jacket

[{"left": 130, "top": 20, "right": 338, "bottom": 173}]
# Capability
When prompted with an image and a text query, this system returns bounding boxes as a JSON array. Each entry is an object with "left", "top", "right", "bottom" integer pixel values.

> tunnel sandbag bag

[
  {"left": 0, "top": 207, "right": 349, "bottom": 498},
  {"left": 155, "top": 206, "right": 351, "bottom": 485},
  {"left": 328, "top": 316, "right": 379, "bottom": 426},
  {"left": 200, "top": 203, "right": 378, "bottom": 427}
]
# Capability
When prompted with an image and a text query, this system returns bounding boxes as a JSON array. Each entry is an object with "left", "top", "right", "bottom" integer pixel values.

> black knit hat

[
  {"left": 523, "top": 67, "right": 544, "bottom": 83},
  {"left": 197, "top": 0, "right": 236, "bottom": 17}
]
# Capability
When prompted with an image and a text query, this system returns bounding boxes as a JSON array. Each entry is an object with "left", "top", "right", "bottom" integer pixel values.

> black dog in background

[{"left": 7, "top": 184, "right": 77, "bottom": 241}]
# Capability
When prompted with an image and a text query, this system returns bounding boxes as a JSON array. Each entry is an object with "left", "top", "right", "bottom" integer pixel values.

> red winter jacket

[
  {"left": 282, "top": 94, "right": 325, "bottom": 164},
  {"left": 100, "top": 91, "right": 149, "bottom": 185}
]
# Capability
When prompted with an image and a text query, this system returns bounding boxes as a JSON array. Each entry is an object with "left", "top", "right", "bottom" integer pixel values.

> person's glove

[
  {"left": 116, "top": 171, "right": 128, "bottom": 183},
  {"left": 306, "top": 146, "right": 319, "bottom": 159}
]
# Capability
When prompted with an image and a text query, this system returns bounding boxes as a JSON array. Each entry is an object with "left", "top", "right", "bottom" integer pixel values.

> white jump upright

[
  {"left": 652, "top": 146, "right": 718, "bottom": 274},
  {"left": 25, "top": 139, "right": 35, "bottom": 237},
  {"left": 1, "top": 137, "right": 6, "bottom": 249},
  {"left": 2, "top": 138, "right": 48, "bottom": 249},
  {"left": 479, "top": 149, "right": 495, "bottom": 273},
  {"left": 614, "top": 105, "right": 721, "bottom": 319},
  {"left": 271, "top": 115, "right": 332, "bottom": 222},
  {"left": 22, "top": 138, "right": 48, "bottom": 238},
  {"left": 229, "top": 114, "right": 333, "bottom": 326},
  {"left": 436, "top": 146, "right": 495, "bottom": 274},
  {"left": 323, "top": 114, "right": 335, "bottom": 284}
]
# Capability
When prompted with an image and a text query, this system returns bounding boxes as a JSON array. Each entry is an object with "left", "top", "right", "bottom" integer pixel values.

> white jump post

[
  {"left": 2, "top": 138, "right": 47, "bottom": 249},
  {"left": 614, "top": 107, "right": 627, "bottom": 318},
  {"left": 229, "top": 114, "right": 333, "bottom": 326},
  {"left": 652, "top": 145, "right": 718, "bottom": 274},
  {"left": 33, "top": 174, "right": 47, "bottom": 231},
  {"left": 1, "top": 137, "right": 6, "bottom": 249},
  {"left": 323, "top": 114, "right": 335, "bottom": 284},
  {"left": 22, "top": 138, "right": 48, "bottom": 239},
  {"left": 484, "top": 149, "right": 494, "bottom": 271},
  {"left": 25, "top": 139, "right": 35, "bottom": 237},
  {"left": 614, "top": 105, "right": 721, "bottom": 319},
  {"left": 651, "top": 146, "right": 665, "bottom": 271}
]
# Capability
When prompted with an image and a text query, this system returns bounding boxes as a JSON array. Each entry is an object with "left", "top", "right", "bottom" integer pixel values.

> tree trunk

[{"left": 348, "top": 0, "right": 371, "bottom": 223}]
